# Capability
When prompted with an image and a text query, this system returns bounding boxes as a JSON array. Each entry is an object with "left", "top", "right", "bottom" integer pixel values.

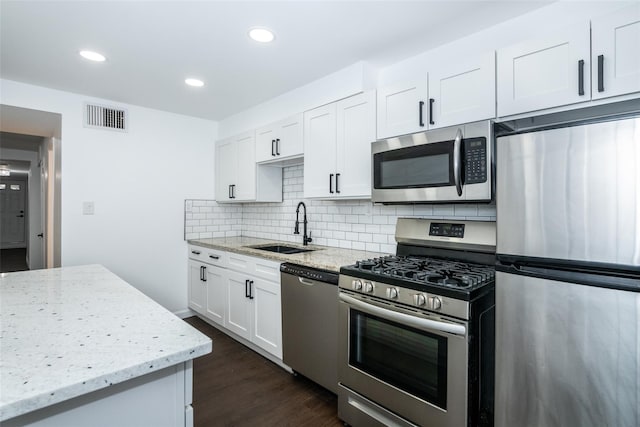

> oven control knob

[
  {"left": 363, "top": 282, "right": 374, "bottom": 293},
  {"left": 386, "top": 287, "right": 399, "bottom": 299},
  {"left": 352, "top": 280, "right": 363, "bottom": 291},
  {"left": 430, "top": 296, "right": 442, "bottom": 310},
  {"left": 413, "top": 294, "right": 427, "bottom": 306}
]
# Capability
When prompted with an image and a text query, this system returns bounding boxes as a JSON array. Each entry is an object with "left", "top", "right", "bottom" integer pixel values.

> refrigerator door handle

[{"left": 453, "top": 128, "right": 463, "bottom": 197}]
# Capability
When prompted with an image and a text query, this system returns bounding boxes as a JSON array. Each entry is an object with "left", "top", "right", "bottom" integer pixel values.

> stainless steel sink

[{"left": 251, "top": 245, "right": 314, "bottom": 255}]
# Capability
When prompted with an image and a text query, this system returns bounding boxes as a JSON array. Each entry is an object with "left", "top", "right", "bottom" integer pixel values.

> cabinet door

[
  {"left": 255, "top": 125, "right": 277, "bottom": 163},
  {"left": 251, "top": 278, "right": 282, "bottom": 358},
  {"left": 233, "top": 131, "right": 256, "bottom": 201},
  {"left": 225, "top": 270, "right": 252, "bottom": 340},
  {"left": 497, "top": 22, "right": 590, "bottom": 116},
  {"left": 335, "top": 90, "right": 376, "bottom": 199},
  {"left": 376, "top": 79, "right": 427, "bottom": 139},
  {"left": 592, "top": 4, "right": 640, "bottom": 100},
  {"left": 188, "top": 260, "right": 206, "bottom": 314},
  {"left": 215, "top": 138, "right": 236, "bottom": 202},
  {"left": 303, "top": 103, "right": 337, "bottom": 198},
  {"left": 205, "top": 265, "right": 226, "bottom": 327},
  {"left": 429, "top": 51, "right": 496, "bottom": 128},
  {"left": 276, "top": 114, "right": 303, "bottom": 159}
]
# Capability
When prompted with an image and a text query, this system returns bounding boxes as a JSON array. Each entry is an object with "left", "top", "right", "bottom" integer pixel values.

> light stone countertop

[
  {"left": 187, "top": 236, "right": 389, "bottom": 272},
  {"left": 0, "top": 264, "right": 212, "bottom": 422}
]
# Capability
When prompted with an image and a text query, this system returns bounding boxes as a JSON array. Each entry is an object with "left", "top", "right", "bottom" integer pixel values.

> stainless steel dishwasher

[{"left": 281, "top": 263, "right": 339, "bottom": 394}]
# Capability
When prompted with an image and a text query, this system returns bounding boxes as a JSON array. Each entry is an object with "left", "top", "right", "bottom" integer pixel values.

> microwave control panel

[{"left": 464, "top": 138, "right": 487, "bottom": 184}]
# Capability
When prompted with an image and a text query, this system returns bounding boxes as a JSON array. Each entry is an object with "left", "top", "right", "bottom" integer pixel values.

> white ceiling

[{"left": 1, "top": 1, "right": 552, "bottom": 122}]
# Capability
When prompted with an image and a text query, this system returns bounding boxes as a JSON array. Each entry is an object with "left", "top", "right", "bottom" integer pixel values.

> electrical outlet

[{"left": 83, "top": 201, "right": 95, "bottom": 215}]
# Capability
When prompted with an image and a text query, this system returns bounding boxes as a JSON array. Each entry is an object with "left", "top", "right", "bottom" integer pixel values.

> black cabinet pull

[
  {"left": 598, "top": 54, "right": 604, "bottom": 92},
  {"left": 228, "top": 185, "right": 232, "bottom": 199},
  {"left": 245, "top": 279, "right": 250, "bottom": 298},
  {"left": 578, "top": 59, "right": 585, "bottom": 96},
  {"left": 249, "top": 280, "right": 254, "bottom": 299},
  {"left": 271, "top": 139, "right": 276, "bottom": 156},
  {"left": 336, "top": 173, "right": 341, "bottom": 194},
  {"left": 199, "top": 265, "right": 204, "bottom": 281},
  {"left": 230, "top": 184, "right": 235, "bottom": 199},
  {"left": 419, "top": 101, "right": 425, "bottom": 127},
  {"left": 429, "top": 98, "right": 435, "bottom": 125},
  {"left": 209, "top": 255, "right": 219, "bottom": 260},
  {"left": 191, "top": 250, "right": 201, "bottom": 255},
  {"left": 329, "top": 174, "right": 334, "bottom": 194},
  {"left": 202, "top": 266, "right": 207, "bottom": 282},
  {"left": 275, "top": 138, "right": 280, "bottom": 155}
]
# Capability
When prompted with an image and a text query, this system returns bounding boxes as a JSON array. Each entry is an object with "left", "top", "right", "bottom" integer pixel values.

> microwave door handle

[
  {"left": 339, "top": 293, "right": 466, "bottom": 336},
  {"left": 453, "top": 128, "right": 463, "bottom": 197}
]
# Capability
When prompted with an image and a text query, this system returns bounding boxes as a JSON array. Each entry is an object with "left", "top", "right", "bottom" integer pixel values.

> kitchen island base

[{"left": 3, "top": 361, "right": 193, "bottom": 427}]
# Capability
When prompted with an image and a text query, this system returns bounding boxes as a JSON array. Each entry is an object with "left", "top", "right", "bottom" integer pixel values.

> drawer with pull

[{"left": 188, "top": 245, "right": 227, "bottom": 267}]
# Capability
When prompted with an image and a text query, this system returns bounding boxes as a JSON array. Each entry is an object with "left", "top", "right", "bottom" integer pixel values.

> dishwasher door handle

[{"left": 298, "top": 277, "right": 315, "bottom": 286}]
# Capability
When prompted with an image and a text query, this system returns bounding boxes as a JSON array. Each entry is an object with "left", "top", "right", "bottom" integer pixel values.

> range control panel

[
  {"left": 464, "top": 138, "right": 487, "bottom": 184},
  {"left": 429, "top": 223, "right": 465, "bottom": 238}
]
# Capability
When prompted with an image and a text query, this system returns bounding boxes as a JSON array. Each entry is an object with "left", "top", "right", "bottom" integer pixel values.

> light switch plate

[{"left": 83, "top": 201, "right": 95, "bottom": 215}]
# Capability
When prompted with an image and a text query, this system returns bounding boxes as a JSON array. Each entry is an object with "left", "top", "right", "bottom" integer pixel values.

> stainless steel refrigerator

[{"left": 495, "top": 116, "right": 640, "bottom": 427}]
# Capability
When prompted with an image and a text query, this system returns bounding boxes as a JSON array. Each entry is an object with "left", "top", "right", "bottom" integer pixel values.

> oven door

[
  {"left": 371, "top": 120, "right": 492, "bottom": 204},
  {"left": 338, "top": 291, "right": 469, "bottom": 427}
]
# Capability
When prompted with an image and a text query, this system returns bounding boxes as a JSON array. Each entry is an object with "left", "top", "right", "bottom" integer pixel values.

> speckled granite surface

[
  {"left": 188, "top": 236, "right": 388, "bottom": 272},
  {"left": 0, "top": 265, "right": 212, "bottom": 422}
]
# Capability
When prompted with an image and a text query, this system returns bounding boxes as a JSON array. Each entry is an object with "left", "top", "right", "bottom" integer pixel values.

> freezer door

[
  {"left": 496, "top": 116, "right": 640, "bottom": 266},
  {"left": 495, "top": 271, "right": 639, "bottom": 427}
]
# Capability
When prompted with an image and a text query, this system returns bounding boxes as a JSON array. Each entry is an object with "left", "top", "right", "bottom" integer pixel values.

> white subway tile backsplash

[{"left": 184, "top": 165, "right": 496, "bottom": 247}]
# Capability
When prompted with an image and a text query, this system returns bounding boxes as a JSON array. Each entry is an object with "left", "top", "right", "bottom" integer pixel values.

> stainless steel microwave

[{"left": 371, "top": 120, "right": 494, "bottom": 204}]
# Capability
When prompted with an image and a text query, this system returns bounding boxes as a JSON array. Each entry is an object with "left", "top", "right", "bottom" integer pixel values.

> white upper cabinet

[
  {"left": 376, "top": 51, "right": 495, "bottom": 139},
  {"left": 429, "top": 51, "right": 496, "bottom": 128},
  {"left": 255, "top": 114, "right": 303, "bottom": 163},
  {"left": 304, "top": 90, "right": 375, "bottom": 199},
  {"left": 591, "top": 4, "right": 640, "bottom": 100},
  {"left": 376, "top": 80, "right": 427, "bottom": 139},
  {"left": 215, "top": 132, "right": 282, "bottom": 203},
  {"left": 497, "top": 21, "right": 591, "bottom": 117}
]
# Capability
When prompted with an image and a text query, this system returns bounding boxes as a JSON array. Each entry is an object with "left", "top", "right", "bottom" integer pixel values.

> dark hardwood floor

[
  {"left": 184, "top": 316, "right": 343, "bottom": 427},
  {"left": 0, "top": 248, "right": 28, "bottom": 273}
]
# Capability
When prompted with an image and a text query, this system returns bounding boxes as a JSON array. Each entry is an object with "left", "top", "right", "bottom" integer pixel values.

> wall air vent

[{"left": 83, "top": 103, "right": 128, "bottom": 132}]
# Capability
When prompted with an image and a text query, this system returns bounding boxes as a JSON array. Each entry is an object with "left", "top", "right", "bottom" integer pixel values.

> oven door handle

[{"left": 339, "top": 293, "right": 466, "bottom": 336}]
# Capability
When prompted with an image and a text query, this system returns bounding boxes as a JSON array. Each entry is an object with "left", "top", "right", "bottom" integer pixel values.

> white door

[
  {"left": 592, "top": 4, "right": 640, "bottom": 100},
  {"left": 187, "top": 260, "right": 206, "bottom": 314},
  {"left": 215, "top": 138, "right": 236, "bottom": 202},
  {"left": 335, "top": 90, "right": 376, "bottom": 199},
  {"left": 255, "top": 125, "right": 276, "bottom": 163},
  {"left": 251, "top": 278, "right": 282, "bottom": 358},
  {"left": 497, "top": 21, "right": 591, "bottom": 117},
  {"left": 276, "top": 114, "right": 303, "bottom": 159},
  {"left": 303, "top": 103, "right": 337, "bottom": 198},
  {"left": 205, "top": 265, "right": 226, "bottom": 327},
  {"left": 234, "top": 131, "right": 256, "bottom": 201},
  {"left": 376, "top": 79, "right": 427, "bottom": 139},
  {"left": 0, "top": 179, "right": 27, "bottom": 249},
  {"left": 225, "top": 270, "right": 252, "bottom": 340},
  {"left": 429, "top": 51, "right": 496, "bottom": 128}
]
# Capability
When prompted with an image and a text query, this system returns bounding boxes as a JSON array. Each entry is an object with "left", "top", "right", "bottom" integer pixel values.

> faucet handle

[{"left": 306, "top": 231, "right": 313, "bottom": 244}]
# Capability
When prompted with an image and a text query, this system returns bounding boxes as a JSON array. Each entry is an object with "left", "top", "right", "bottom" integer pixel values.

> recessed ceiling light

[
  {"left": 79, "top": 50, "right": 106, "bottom": 62},
  {"left": 185, "top": 78, "right": 205, "bottom": 87},
  {"left": 248, "top": 27, "right": 275, "bottom": 43}
]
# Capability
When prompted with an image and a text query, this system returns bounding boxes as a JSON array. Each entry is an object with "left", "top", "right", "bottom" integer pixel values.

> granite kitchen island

[{"left": 0, "top": 264, "right": 212, "bottom": 427}]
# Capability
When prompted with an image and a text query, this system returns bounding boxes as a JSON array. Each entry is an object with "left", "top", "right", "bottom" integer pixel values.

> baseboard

[{"left": 173, "top": 308, "right": 196, "bottom": 319}]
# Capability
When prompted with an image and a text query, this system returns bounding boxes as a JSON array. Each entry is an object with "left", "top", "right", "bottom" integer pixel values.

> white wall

[
  {"left": 0, "top": 79, "right": 218, "bottom": 313},
  {"left": 0, "top": 146, "right": 43, "bottom": 269}
]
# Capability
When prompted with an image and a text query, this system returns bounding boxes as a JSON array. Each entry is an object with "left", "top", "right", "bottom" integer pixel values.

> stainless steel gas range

[{"left": 337, "top": 218, "right": 496, "bottom": 427}]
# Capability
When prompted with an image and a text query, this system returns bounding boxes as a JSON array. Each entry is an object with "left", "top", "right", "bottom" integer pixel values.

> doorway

[{"left": 0, "top": 105, "right": 61, "bottom": 272}]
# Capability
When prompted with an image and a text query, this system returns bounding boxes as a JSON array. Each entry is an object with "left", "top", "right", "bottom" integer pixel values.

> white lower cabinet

[{"left": 188, "top": 247, "right": 282, "bottom": 360}]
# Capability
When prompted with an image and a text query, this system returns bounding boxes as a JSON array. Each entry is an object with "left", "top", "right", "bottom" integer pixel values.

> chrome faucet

[{"left": 294, "top": 201, "right": 312, "bottom": 246}]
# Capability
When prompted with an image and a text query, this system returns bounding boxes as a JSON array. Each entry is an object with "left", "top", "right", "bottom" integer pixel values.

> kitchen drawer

[
  {"left": 188, "top": 245, "right": 227, "bottom": 267},
  {"left": 227, "top": 252, "right": 281, "bottom": 282}
]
